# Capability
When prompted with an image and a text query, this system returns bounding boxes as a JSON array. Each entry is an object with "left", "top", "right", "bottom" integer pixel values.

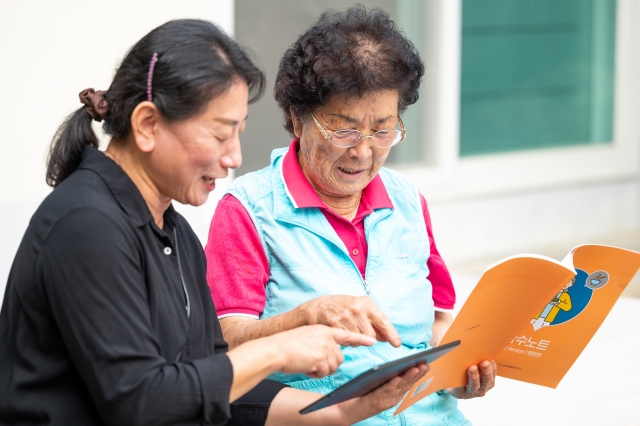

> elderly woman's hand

[
  {"left": 447, "top": 360, "right": 497, "bottom": 399},
  {"left": 301, "top": 295, "right": 402, "bottom": 347}
]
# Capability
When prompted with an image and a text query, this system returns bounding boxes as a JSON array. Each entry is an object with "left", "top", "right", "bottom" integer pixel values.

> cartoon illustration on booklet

[
  {"left": 531, "top": 277, "right": 576, "bottom": 330},
  {"left": 395, "top": 245, "right": 640, "bottom": 415}
]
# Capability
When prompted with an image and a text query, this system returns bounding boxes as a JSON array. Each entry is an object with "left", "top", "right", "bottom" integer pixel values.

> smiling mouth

[
  {"left": 203, "top": 177, "right": 215, "bottom": 185},
  {"left": 338, "top": 167, "right": 365, "bottom": 175}
]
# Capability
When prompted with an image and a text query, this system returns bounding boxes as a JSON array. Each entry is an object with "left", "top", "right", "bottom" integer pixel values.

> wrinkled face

[
  {"left": 150, "top": 81, "right": 248, "bottom": 206},
  {"left": 294, "top": 90, "right": 400, "bottom": 199}
]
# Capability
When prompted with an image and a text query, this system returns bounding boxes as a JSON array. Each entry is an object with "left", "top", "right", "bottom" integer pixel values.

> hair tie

[
  {"left": 79, "top": 88, "right": 109, "bottom": 122},
  {"left": 147, "top": 52, "right": 159, "bottom": 101}
]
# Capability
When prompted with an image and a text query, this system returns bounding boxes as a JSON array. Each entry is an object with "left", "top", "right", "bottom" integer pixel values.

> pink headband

[{"left": 147, "top": 52, "right": 159, "bottom": 102}]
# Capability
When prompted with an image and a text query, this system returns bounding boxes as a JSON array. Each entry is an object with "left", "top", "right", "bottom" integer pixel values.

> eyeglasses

[{"left": 310, "top": 112, "right": 406, "bottom": 148}]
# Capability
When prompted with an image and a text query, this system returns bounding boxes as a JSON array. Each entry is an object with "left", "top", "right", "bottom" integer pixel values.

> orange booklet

[{"left": 395, "top": 244, "right": 640, "bottom": 415}]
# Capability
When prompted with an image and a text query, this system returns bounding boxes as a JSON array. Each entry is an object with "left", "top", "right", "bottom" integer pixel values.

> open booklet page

[{"left": 395, "top": 245, "right": 640, "bottom": 415}]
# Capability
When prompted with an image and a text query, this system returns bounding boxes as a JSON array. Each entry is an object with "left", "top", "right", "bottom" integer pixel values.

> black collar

[{"left": 77, "top": 146, "right": 178, "bottom": 229}]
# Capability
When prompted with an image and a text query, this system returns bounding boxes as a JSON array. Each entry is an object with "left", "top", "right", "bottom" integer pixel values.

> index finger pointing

[
  {"left": 330, "top": 328, "right": 377, "bottom": 347},
  {"left": 370, "top": 312, "right": 401, "bottom": 347}
]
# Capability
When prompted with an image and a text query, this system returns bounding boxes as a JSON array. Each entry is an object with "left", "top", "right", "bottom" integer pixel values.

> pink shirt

[{"left": 206, "top": 139, "right": 456, "bottom": 318}]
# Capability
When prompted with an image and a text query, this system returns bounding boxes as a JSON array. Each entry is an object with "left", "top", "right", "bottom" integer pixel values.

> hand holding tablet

[{"left": 300, "top": 340, "right": 461, "bottom": 414}]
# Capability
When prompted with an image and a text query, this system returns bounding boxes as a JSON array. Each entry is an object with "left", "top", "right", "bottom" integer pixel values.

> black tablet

[{"left": 299, "top": 340, "right": 461, "bottom": 414}]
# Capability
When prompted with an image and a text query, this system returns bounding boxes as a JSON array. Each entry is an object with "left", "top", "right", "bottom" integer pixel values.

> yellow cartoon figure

[{"left": 531, "top": 278, "right": 575, "bottom": 331}]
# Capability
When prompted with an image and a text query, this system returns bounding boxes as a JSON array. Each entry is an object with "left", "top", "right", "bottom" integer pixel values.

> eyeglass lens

[{"left": 331, "top": 130, "right": 402, "bottom": 147}]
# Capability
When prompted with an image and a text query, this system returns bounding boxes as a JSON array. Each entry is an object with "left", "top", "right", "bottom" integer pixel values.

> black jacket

[{"left": 0, "top": 147, "right": 284, "bottom": 425}]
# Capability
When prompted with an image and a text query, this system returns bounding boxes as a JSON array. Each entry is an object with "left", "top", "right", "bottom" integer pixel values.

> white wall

[
  {"left": 0, "top": 0, "right": 234, "bottom": 303},
  {"left": 427, "top": 179, "right": 640, "bottom": 266}
]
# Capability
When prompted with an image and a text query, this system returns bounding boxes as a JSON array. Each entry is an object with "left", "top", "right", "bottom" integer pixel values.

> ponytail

[
  {"left": 46, "top": 89, "right": 107, "bottom": 187},
  {"left": 46, "top": 107, "right": 99, "bottom": 187}
]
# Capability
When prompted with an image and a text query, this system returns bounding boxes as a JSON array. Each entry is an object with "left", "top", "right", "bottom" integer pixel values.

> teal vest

[{"left": 228, "top": 147, "right": 469, "bottom": 426}]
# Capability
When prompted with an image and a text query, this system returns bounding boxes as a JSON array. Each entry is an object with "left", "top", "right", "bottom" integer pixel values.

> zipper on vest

[
  {"left": 358, "top": 244, "right": 406, "bottom": 425},
  {"left": 362, "top": 278, "right": 381, "bottom": 307},
  {"left": 353, "top": 215, "right": 407, "bottom": 426}
]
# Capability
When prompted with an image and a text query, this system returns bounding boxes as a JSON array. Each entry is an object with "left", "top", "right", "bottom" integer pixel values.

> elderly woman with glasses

[{"left": 205, "top": 6, "right": 495, "bottom": 425}]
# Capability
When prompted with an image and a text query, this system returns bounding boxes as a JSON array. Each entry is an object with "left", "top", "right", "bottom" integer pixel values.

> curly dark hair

[{"left": 274, "top": 4, "right": 424, "bottom": 135}]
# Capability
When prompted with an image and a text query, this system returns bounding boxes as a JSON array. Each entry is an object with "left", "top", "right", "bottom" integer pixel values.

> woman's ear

[
  {"left": 130, "top": 101, "right": 160, "bottom": 153},
  {"left": 290, "top": 107, "right": 303, "bottom": 138}
]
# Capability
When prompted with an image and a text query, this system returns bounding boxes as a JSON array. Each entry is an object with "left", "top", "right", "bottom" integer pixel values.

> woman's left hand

[{"left": 447, "top": 360, "right": 497, "bottom": 399}]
